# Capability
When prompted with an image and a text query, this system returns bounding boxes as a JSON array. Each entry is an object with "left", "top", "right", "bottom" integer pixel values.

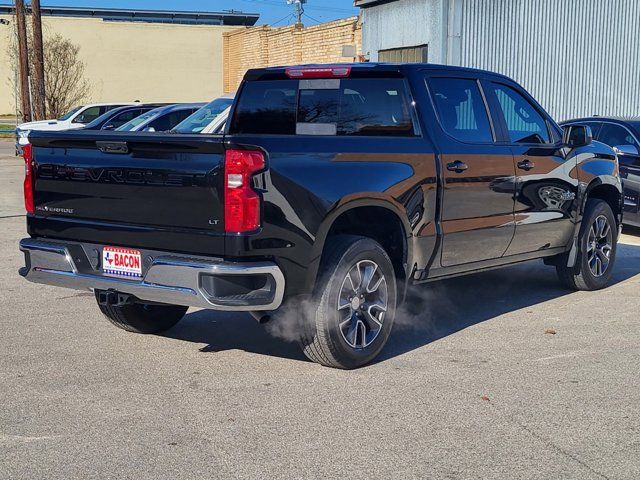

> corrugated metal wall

[
  {"left": 457, "top": 0, "right": 640, "bottom": 121},
  {"left": 361, "top": 0, "right": 446, "bottom": 63}
]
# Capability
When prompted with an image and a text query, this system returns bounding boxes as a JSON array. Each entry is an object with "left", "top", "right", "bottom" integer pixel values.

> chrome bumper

[{"left": 19, "top": 238, "right": 285, "bottom": 311}]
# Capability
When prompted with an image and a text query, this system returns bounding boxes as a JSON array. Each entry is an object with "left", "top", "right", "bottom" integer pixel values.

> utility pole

[
  {"left": 287, "top": 0, "right": 306, "bottom": 27},
  {"left": 31, "top": 0, "right": 46, "bottom": 120},
  {"left": 15, "top": 0, "right": 32, "bottom": 123}
]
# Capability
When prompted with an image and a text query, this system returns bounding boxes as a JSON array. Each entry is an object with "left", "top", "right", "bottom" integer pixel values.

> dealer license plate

[{"left": 102, "top": 246, "right": 142, "bottom": 279}]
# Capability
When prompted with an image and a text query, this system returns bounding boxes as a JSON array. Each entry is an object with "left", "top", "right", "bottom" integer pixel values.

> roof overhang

[
  {"left": 354, "top": 0, "right": 401, "bottom": 8},
  {"left": 0, "top": 5, "right": 259, "bottom": 26}
]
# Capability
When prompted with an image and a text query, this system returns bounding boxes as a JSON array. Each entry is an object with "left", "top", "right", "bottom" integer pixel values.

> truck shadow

[
  {"left": 164, "top": 309, "right": 307, "bottom": 362},
  {"left": 379, "top": 240, "right": 640, "bottom": 363},
  {"left": 163, "top": 241, "right": 640, "bottom": 366}
]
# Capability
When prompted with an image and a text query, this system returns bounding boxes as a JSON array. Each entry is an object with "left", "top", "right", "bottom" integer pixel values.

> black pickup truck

[{"left": 19, "top": 63, "right": 622, "bottom": 369}]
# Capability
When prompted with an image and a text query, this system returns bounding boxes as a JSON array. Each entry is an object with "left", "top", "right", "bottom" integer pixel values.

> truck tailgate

[{"left": 28, "top": 131, "right": 226, "bottom": 255}]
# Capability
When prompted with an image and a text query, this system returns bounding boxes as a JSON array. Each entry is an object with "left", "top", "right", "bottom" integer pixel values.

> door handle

[
  {"left": 517, "top": 159, "right": 535, "bottom": 171},
  {"left": 446, "top": 160, "right": 468, "bottom": 173}
]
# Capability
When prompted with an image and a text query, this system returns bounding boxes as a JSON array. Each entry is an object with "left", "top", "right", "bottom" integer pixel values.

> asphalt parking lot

[{"left": 1, "top": 138, "right": 639, "bottom": 479}]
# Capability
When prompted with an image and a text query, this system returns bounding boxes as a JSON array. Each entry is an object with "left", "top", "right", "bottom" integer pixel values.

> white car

[
  {"left": 15, "top": 102, "right": 135, "bottom": 154},
  {"left": 172, "top": 93, "right": 234, "bottom": 134}
]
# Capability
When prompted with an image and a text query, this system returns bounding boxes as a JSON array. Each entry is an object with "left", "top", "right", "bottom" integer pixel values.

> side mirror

[
  {"left": 144, "top": 126, "right": 156, "bottom": 132},
  {"left": 102, "top": 123, "right": 115, "bottom": 130},
  {"left": 613, "top": 144, "right": 639, "bottom": 157},
  {"left": 563, "top": 124, "right": 592, "bottom": 148}
]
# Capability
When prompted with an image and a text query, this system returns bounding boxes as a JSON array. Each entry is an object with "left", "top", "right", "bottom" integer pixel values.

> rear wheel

[
  {"left": 301, "top": 235, "right": 397, "bottom": 369},
  {"left": 556, "top": 199, "right": 617, "bottom": 291},
  {"left": 95, "top": 291, "right": 187, "bottom": 334}
]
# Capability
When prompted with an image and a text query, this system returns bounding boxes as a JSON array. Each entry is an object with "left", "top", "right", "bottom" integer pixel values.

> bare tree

[
  {"left": 6, "top": 30, "right": 91, "bottom": 119},
  {"left": 43, "top": 34, "right": 91, "bottom": 118}
]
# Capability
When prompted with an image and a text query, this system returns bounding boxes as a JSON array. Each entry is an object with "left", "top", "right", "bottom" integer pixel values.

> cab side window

[
  {"left": 597, "top": 123, "right": 639, "bottom": 150},
  {"left": 147, "top": 110, "right": 194, "bottom": 132},
  {"left": 428, "top": 77, "right": 494, "bottom": 143},
  {"left": 492, "top": 83, "right": 550, "bottom": 144},
  {"left": 105, "top": 109, "right": 142, "bottom": 129},
  {"left": 74, "top": 106, "right": 101, "bottom": 124}
]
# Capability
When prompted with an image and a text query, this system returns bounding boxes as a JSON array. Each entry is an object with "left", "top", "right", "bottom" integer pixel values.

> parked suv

[
  {"left": 19, "top": 64, "right": 622, "bottom": 368},
  {"left": 15, "top": 102, "right": 133, "bottom": 154},
  {"left": 561, "top": 117, "right": 640, "bottom": 227}
]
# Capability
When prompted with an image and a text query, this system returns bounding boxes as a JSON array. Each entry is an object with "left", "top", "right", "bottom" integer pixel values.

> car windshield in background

[
  {"left": 173, "top": 97, "right": 234, "bottom": 133},
  {"left": 57, "top": 106, "right": 83, "bottom": 121},
  {"left": 230, "top": 78, "right": 415, "bottom": 136},
  {"left": 116, "top": 110, "right": 158, "bottom": 131}
]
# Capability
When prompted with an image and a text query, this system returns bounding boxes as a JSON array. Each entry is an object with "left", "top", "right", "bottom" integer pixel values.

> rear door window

[
  {"left": 230, "top": 78, "right": 415, "bottom": 136},
  {"left": 428, "top": 77, "right": 494, "bottom": 143}
]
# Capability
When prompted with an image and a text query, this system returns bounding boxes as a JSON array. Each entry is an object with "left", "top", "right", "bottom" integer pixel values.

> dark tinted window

[
  {"left": 147, "top": 109, "right": 195, "bottom": 132},
  {"left": 429, "top": 77, "right": 493, "bottom": 143},
  {"left": 230, "top": 78, "right": 415, "bottom": 136},
  {"left": 231, "top": 80, "right": 297, "bottom": 134},
  {"left": 493, "top": 83, "right": 550, "bottom": 144},
  {"left": 105, "top": 109, "right": 144, "bottom": 129},
  {"left": 597, "top": 123, "right": 639, "bottom": 149},
  {"left": 583, "top": 122, "right": 602, "bottom": 139}
]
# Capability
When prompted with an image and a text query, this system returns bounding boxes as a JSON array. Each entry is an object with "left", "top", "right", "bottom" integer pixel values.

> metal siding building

[{"left": 356, "top": 0, "right": 640, "bottom": 121}]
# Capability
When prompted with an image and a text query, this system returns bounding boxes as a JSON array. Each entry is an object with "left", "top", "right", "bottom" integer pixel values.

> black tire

[
  {"left": 301, "top": 235, "right": 397, "bottom": 369},
  {"left": 556, "top": 199, "right": 618, "bottom": 291},
  {"left": 95, "top": 291, "right": 188, "bottom": 334}
]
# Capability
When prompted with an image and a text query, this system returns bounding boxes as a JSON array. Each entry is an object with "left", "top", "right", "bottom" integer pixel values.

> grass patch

[{"left": 0, "top": 124, "right": 15, "bottom": 139}]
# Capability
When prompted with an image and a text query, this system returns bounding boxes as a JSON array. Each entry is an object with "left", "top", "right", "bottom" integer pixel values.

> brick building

[{"left": 223, "top": 17, "right": 362, "bottom": 93}]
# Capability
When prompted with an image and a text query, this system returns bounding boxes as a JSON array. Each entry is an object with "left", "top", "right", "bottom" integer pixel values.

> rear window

[{"left": 230, "top": 78, "right": 415, "bottom": 136}]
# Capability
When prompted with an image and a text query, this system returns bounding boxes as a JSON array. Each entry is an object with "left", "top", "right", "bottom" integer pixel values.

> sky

[{"left": 0, "top": 1, "right": 359, "bottom": 26}]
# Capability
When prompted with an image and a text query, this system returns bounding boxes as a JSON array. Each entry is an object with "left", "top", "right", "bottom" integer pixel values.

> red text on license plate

[{"left": 102, "top": 246, "right": 142, "bottom": 278}]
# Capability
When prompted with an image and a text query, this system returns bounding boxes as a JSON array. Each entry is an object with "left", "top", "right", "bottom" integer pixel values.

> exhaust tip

[{"left": 249, "top": 311, "right": 271, "bottom": 324}]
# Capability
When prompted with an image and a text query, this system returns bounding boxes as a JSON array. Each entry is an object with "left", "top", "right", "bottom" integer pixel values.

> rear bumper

[{"left": 19, "top": 238, "right": 285, "bottom": 311}]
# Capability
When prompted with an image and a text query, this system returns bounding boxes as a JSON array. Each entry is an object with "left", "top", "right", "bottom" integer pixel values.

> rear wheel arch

[{"left": 308, "top": 200, "right": 412, "bottom": 298}]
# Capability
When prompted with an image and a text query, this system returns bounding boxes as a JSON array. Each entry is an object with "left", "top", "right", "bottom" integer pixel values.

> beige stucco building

[{"left": 0, "top": 6, "right": 258, "bottom": 115}]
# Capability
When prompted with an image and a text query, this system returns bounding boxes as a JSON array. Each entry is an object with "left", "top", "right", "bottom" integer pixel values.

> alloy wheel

[
  {"left": 337, "top": 260, "right": 388, "bottom": 349},
  {"left": 587, "top": 214, "right": 613, "bottom": 277}
]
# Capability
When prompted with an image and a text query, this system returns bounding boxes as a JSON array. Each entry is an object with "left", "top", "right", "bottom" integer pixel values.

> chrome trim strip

[{"left": 19, "top": 238, "right": 285, "bottom": 311}]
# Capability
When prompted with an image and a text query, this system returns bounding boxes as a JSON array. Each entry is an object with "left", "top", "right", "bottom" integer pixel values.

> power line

[
  {"left": 302, "top": 12, "right": 323, "bottom": 25},
  {"left": 238, "top": 0, "right": 356, "bottom": 14},
  {"left": 271, "top": 12, "right": 294, "bottom": 26}
]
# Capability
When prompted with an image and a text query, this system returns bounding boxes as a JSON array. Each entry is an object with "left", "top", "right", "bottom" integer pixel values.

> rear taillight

[
  {"left": 224, "top": 149, "right": 265, "bottom": 233},
  {"left": 285, "top": 66, "right": 351, "bottom": 79},
  {"left": 22, "top": 143, "right": 34, "bottom": 214}
]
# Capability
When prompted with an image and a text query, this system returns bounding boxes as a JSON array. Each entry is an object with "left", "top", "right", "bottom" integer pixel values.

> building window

[{"left": 379, "top": 45, "right": 428, "bottom": 63}]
